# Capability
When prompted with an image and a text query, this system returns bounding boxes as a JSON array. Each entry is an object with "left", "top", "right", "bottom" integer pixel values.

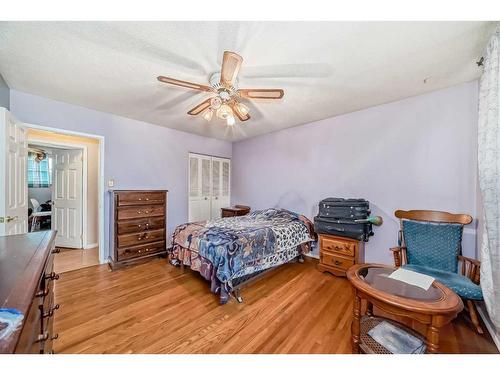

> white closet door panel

[{"left": 188, "top": 153, "right": 211, "bottom": 222}]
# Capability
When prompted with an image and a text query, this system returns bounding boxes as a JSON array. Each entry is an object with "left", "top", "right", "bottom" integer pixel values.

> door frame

[
  {"left": 28, "top": 139, "right": 87, "bottom": 249},
  {"left": 23, "top": 122, "right": 106, "bottom": 264}
]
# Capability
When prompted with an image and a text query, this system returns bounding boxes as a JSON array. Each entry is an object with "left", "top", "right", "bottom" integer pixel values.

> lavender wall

[
  {"left": 10, "top": 90, "right": 232, "bottom": 260},
  {"left": 232, "top": 82, "right": 479, "bottom": 264}
]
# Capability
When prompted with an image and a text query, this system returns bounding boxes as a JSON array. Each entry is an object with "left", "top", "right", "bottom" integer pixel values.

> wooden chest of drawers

[
  {"left": 108, "top": 190, "right": 168, "bottom": 269},
  {"left": 317, "top": 234, "right": 365, "bottom": 277},
  {"left": 0, "top": 231, "right": 60, "bottom": 354}
]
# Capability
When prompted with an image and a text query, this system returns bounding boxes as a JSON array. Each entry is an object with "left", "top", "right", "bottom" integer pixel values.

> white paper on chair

[{"left": 388, "top": 268, "right": 435, "bottom": 290}]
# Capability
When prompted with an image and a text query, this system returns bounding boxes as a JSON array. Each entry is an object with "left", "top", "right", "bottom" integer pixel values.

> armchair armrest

[
  {"left": 390, "top": 246, "right": 407, "bottom": 267},
  {"left": 458, "top": 255, "right": 481, "bottom": 285}
]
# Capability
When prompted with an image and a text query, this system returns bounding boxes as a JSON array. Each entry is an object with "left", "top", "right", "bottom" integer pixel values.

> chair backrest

[
  {"left": 30, "top": 198, "right": 41, "bottom": 212},
  {"left": 395, "top": 210, "right": 472, "bottom": 273}
]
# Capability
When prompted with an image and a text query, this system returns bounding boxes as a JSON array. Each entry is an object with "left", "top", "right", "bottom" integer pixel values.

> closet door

[
  {"left": 188, "top": 153, "right": 212, "bottom": 222},
  {"left": 220, "top": 158, "right": 231, "bottom": 213},
  {"left": 211, "top": 157, "right": 230, "bottom": 219}
]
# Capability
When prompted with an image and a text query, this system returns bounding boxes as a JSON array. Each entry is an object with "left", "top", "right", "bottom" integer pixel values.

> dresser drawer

[
  {"left": 117, "top": 191, "right": 165, "bottom": 206},
  {"left": 117, "top": 228, "right": 165, "bottom": 248},
  {"left": 321, "top": 236, "right": 356, "bottom": 257},
  {"left": 117, "top": 205, "right": 165, "bottom": 220},
  {"left": 117, "top": 241, "right": 166, "bottom": 261},
  {"left": 117, "top": 217, "right": 165, "bottom": 235},
  {"left": 320, "top": 252, "right": 354, "bottom": 271}
]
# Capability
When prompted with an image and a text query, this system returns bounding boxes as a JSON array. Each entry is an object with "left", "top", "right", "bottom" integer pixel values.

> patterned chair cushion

[
  {"left": 402, "top": 264, "right": 483, "bottom": 300},
  {"left": 402, "top": 219, "right": 462, "bottom": 273}
]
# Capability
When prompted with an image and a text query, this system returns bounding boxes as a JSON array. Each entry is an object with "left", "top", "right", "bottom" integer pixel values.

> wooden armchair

[{"left": 390, "top": 209, "right": 483, "bottom": 334}]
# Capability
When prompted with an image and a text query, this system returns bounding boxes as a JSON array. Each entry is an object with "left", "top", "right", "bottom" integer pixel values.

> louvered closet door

[
  {"left": 188, "top": 153, "right": 212, "bottom": 222},
  {"left": 211, "top": 157, "right": 230, "bottom": 219}
]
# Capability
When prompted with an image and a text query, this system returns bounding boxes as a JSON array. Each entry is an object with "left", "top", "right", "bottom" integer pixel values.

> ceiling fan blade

[
  {"left": 187, "top": 98, "right": 212, "bottom": 116},
  {"left": 157, "top": 76, "right": 213, "bottom": 92},
  {"left": 237, "top": 89, "right": 284, "bottom": 99},
  {"left": 229, "top": 102, "right": 251, "bottom": 122},
  {"left": 220, "top": 51, "right": 243, "bottom": 86}
]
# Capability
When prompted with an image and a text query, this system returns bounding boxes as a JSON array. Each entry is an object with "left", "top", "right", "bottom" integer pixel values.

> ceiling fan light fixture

[
  {"left": 202, "top": 109, "right": 213, "bottom": 122},
  {"left": 217, "top": 104, "right": 232, "bottom": 120},
  {"left": 226, "top": 115, "right": 235, "bottom": 126},
  {"left": 235, "top": 102, "right": 249, "bottom": 116},
  {"left": 210, "top": 97, "right": 222, "bottom": 110}
]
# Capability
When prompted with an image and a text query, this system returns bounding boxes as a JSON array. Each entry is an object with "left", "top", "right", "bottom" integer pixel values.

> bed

[{"left": 170, "top": 208, "right": 315, "bottom": 304}]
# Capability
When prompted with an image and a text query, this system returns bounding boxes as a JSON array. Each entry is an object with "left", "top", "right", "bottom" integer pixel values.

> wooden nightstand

[
  {"left": 221, "top": 205, "right": 250, "bottom": 218},
  {"left": 317, "top": 234, "right": 365, "bottom": 277}
]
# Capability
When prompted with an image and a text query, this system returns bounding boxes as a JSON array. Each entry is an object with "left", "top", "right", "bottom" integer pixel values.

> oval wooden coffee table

[{"left": 347, "top": 263, "right": 463, "bottom": 354}]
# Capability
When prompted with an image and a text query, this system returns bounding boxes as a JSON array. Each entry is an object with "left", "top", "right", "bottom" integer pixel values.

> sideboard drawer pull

[
  {"left": 36, "top": 332, "right": 49, "bottom": 342},
  {"left": 36, "top": 287, "right": 49, "bottom": 298},
  {"left": 45, "top": 272, "right": 60, "bottom": 281},
  {"left": 43, "top": 303, "right": 60, "bottom": 318}
]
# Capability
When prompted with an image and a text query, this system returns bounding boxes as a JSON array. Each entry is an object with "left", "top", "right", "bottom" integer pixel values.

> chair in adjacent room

[
  {"left": 29, "top": 198, "right": 52, "bottom": 232},
  {"left": 390, "top": 209, "right": 483, "bottom": 334}
]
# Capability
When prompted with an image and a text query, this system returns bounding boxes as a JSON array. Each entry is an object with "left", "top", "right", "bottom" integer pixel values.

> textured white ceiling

[{"left": 0, "top": 21, "right": 496, "bottom": 141}]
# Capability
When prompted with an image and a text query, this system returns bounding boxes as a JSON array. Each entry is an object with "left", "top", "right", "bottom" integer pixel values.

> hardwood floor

[
  {"left": 54, "top": 247, "right": 99, "bottom": 274},
  {"left": 53, "top": 258, "right": 498, "bottom": 354}
]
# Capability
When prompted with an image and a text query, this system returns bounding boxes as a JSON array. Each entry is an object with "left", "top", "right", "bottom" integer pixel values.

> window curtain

[
  {"left": 478, "top": 27, "right": 500, "bottom": 330},
  {"left": 27, "top": 152, "right": 52, "bottom": 188}
]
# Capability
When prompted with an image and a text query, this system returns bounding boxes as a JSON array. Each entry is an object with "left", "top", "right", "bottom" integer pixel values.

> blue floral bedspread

[{"left": 171, "top": 208, "right": 314, "bottom": 303}]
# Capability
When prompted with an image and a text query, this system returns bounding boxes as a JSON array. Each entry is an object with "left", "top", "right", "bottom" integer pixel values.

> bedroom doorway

[
  {"left": 188, "top": 152, "right": 230, "bottom": 222},
  {"left": 26, "top": 128, "right": 102, "bottom": 273}
]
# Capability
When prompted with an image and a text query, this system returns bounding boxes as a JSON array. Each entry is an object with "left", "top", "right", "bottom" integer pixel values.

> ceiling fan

[{"left": 157, "top": 51, "right": 284, "bottom": 126}]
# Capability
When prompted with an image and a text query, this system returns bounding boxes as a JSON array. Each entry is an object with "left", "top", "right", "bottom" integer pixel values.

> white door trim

[
  {"left": 28, "top": 138, "right": 88, "bottom": 248},
  {"left": 23, "top": 122, "right": 106, "bottom": 264}
]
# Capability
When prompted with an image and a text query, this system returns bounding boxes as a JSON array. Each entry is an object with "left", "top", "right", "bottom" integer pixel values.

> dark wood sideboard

[
  {"left": 108, "top": 190, "right": 168, "bottom": 269},
  {"left": 0, "top": 231, "right": 60, "bottom": 354}
]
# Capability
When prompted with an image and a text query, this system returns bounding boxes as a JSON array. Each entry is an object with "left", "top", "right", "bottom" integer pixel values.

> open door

[
  {"left": 52, "top": 148, "right": 83, "bottom": 248},
  {"left": 0, "top": 108, "right": 28, "bottom": 235}
]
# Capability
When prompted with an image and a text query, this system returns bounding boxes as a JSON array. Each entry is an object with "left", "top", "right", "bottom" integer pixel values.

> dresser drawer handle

[
  {"left": 334, "top": 260, "right": 343, "bottom": 266},
  {"left": 45, "top": 272, "right": 60, "bottom": 281},
  {"left": 36, "top": 287, "right": 50, "bottom": 298},
  {"left": 36, "top": 332, "right": 49, "bottom": 342},
  {"left": 43, "top": 303, "right": 60, "bottom": 318},
  {"left": 138, "top": 234, "right": 150, "bottom": 241},
  {"left": 145, "top": 210, "right": 149, "bottom": 214},
  {"left": 137, "top": 210, "right": 142, "bottom": 214},
  {"left": 51, "top": 333, "right": 59, "bottom": 341}
]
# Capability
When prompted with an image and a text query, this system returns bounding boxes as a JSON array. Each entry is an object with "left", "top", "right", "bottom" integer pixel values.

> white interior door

[
  {"left": 52, "top": 148, "right": 83, "bottom": 248},
  {"left": 188, "top": 153, "right": 212, "bottom": 222},
  {"left": 220, "top": 158, "right": 231, "bottom": 213},
  {"left": 210, "top": 157, "right": 231, "bottom": 219},
  {"left": 0, "top": 108, "right": 28, "bottom": 235}
]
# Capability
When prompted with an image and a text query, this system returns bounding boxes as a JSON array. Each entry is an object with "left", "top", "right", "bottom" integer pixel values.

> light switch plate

[{"left": 108, "top": 179, "right": 115, "bottom": 188}]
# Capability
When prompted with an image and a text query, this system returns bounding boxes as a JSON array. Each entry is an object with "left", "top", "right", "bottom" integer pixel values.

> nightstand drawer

[
  {"left": 320, "top": 252, "right": 354, "bottom": 270},
  {"left": 321, "top": 236, "right": 356, "bottom": 257}
]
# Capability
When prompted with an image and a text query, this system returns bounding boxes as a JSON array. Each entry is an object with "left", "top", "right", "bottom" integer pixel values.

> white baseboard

[
  {"left": 477, "top": 302, "right": 500, "bottom": 352},
  {"left": 84, "top": 242, "right": 98, "bottom": 249}
]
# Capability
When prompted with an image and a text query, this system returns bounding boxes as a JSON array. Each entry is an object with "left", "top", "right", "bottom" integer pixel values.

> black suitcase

[
  {"left": 314, "top": 216, "right": 373, "bottom": 242},
  {"left": 318, "top": 198, "right": 370, "bottom": 219}
]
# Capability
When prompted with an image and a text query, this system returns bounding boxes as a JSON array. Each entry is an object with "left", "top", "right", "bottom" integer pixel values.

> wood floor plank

[{"left": 53, "top": 258, "right": 499, "bottom": 354}]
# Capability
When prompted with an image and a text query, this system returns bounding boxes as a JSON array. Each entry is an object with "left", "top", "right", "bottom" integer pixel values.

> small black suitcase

[
  {"left": 318, "top": 198, "right": 370, "bottom": 219},
  {"left": 314, "top": 216, "right": 373, "bottom": 242}
]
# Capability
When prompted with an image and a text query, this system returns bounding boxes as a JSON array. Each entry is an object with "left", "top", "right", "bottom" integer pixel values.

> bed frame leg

[
  {"left": 298, "top": 254, "right": 305, "bottom": 263},
  {"left": 233, "top": 288, "right": 244, "bottom": 303}
]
